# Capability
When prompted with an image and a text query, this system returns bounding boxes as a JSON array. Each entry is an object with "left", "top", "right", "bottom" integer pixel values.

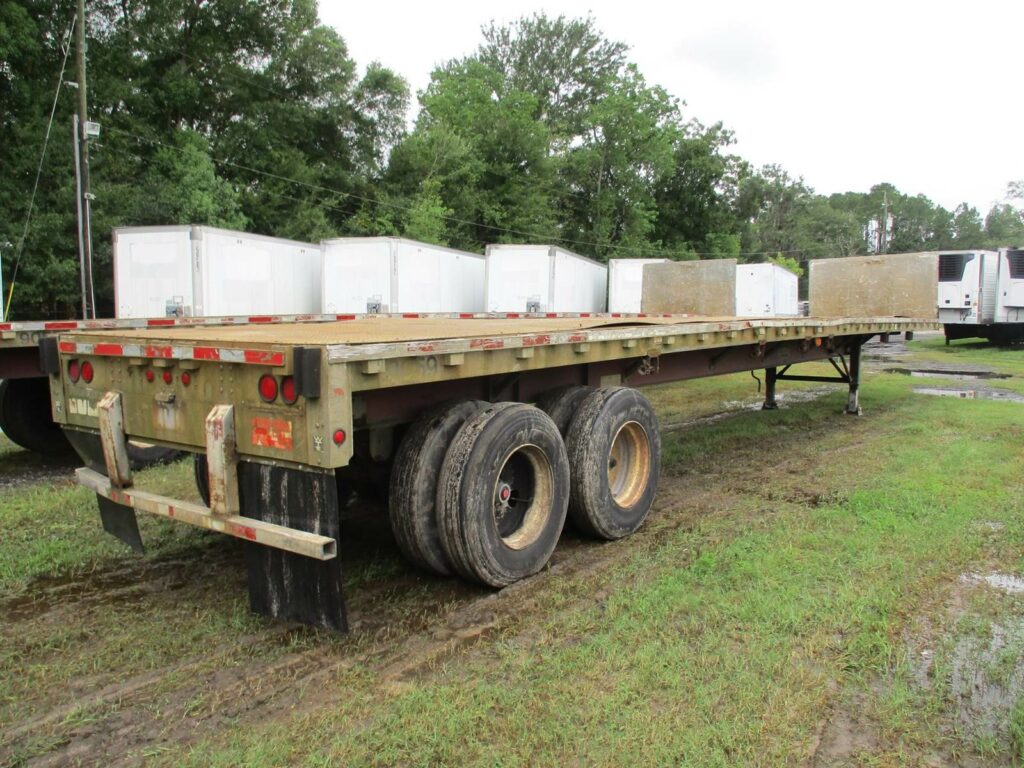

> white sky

[{"left": 319, "top": 0, "right": 1023, "bottom": 215}]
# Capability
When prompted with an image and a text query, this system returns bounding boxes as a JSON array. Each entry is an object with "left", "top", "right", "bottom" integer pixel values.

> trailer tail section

[
  {"left": 608, "top": 259, "right": 669, "bottom": 313},
  {"left": 485, "top": 245, "right": 608, "bottom": 313},
  {"left": 113, "top": 226, "right": 321, "bottom": 318},
  {"left": 321, "top": 237, "right": 485, "bottom": 314},
  {"left": 48, "top": 311, "right": 934, "bottom": 632}
]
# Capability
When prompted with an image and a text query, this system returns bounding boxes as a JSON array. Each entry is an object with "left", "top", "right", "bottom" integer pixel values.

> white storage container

[
  {"left": 735, "top": 263, "right": 799, "bottom": 316},
  {"left": 937, "top": 250, "right": 1000, "bottom": 326},
  {"left": 608, "top": 259, "right": 669, "bottom": 313},
  {"left": 113, "top": 226, "right": 321, "bottom": 318},
  {"left": 321, "top": 237, "right": 485, "bottom": 314},
  {"left": 485, "top": 245, "right": 608, "bottom": 313}
]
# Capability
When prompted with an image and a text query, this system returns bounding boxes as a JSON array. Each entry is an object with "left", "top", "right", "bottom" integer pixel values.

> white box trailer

[
  {"left": 735, "top": 263, "right": 799, "bottom": 317},
  {"left": 608, "top": 259, "right": 669, "bottom": 313},
  {"left": 113, "top": 226, "right": 321, "bottom": 318},
  {"left": 940, "top": 248, "right": 1024, "bottom": 342},
  {"left": 485, "top": 244, "right": 608, "bottom": 313},
  {"left": 321, "top": 237, "right": 485, "bottom": 314},
  {"left": 997, "top": 247, "right": 1024, "bottom": 322}
]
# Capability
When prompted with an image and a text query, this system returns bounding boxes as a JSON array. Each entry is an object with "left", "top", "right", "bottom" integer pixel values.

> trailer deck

[{"left": 46, "top": 312, "right": 936, "bottom": 632}]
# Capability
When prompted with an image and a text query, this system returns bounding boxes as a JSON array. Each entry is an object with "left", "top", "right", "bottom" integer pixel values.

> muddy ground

[{"left": 1, "top": 332, "right": 1021, "bottom": 766}]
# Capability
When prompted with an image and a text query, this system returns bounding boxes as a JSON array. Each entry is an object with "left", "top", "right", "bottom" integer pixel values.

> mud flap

[
  {"left": 97, "top": 496, "right": 145, "bottom": 554},
  {"left": 65, "top": 428, "right": 147, "bottom": 554},
  {"left": 239, "top": 462, "right": 346, "bottom": 632}
]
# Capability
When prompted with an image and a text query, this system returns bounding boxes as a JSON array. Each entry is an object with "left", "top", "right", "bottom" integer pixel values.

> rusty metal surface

[
  {"left": 640, "top": 260, "right": 737, "bottom": 314},
  {"left": 810, "top": 253, "right": 939, "bottom": 319},
  {"left": 97, "top": 391, "right": 132, "bottom": 488},
  {"left": 205, "top": 405, "right": 240, "bottom": 516}
]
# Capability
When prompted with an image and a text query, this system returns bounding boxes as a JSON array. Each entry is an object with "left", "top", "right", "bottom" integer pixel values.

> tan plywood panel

[
  {"left": 810, "top": 253, "right": 938, "bottom": 319},
  {"left": 640, "top": 260, "right": 737, "bottom": 315}
]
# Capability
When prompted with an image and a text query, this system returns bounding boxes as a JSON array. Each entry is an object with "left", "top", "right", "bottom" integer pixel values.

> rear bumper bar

[{"left": 77, "top": 467, "right": 336, "bottom": 559}]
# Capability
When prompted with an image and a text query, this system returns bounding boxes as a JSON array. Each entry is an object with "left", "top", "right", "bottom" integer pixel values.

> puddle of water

[
  {"left": 961, "top": 572, "right": 1024, "bottom": 595},
  {"left": 885, "top": 368, "right": 1012, "bottom": 380},
  {"left": 949, "top": 618, "right": 1024, "bottom": 739},
  {"left": 913, "top": 387, "right": 1024, "bottom": 403}
]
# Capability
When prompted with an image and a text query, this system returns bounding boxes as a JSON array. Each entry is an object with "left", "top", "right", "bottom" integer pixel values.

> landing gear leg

[
  {"left": 845, "top": 343, "right": 862, "bottom": 416},
  {"left": 762, "top": 367, "right": 779, "bottom": 411}
]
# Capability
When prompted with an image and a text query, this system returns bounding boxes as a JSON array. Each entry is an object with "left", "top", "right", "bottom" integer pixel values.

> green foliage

[{"left": 2, "top": 5, "right": 1020, "bottom": 317}]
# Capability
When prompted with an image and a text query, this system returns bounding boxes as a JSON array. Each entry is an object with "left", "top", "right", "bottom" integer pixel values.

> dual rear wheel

[{"left": 388, "top": 386, "right": 661, "bottom": 588}]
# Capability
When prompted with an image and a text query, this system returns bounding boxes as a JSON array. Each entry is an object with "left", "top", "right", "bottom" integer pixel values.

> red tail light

[
  {"left": 258, "top": 374, "right": 278, "bottom": 403},
  {"left": 332, "top": 429, "right": 346, "bottom": 446},
  {"left": 81, "top": 361, "right": 94, "bottom": 383},
  {"left": 68, "top": 360, "right": 81, "bottom": 382},
  {"left": 145, "top": 369, "right": 155, "bottom": 383},
  {"left": 181, "top": 372, "right": 191, "bottom": 387},
  {"left": 281, "top": 376, "right": 297, "bottom": 404},
  {"left": 162, "top": 370, "right": 173, "bottom": 385}
]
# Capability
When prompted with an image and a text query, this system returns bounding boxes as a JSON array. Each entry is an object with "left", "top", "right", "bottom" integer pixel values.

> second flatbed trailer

[{"left": 44, "top": 313, "right": 933, "bottom": 630}]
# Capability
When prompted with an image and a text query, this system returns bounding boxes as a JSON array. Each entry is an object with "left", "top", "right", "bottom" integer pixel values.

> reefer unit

[
  {"left": 941, "top": 248, "right": 1024, "bottom": 343},
  {"left": 608, "top": 259, "right": 669, "bottom": 313},
  {"left": 113, "top": 226, "right": 321, "bottom": 318},
  {"left": 321, "top": 237, "right": 485, "bottom": 314},
  {"left": 485, "top": 245, "right": 608, "bottom": 313},
  {"left": 997, "top": 248, "right": 1024, "bottom": 323},
  {"left": 735, "top": 263, "right": 799, "bottom": 316}
]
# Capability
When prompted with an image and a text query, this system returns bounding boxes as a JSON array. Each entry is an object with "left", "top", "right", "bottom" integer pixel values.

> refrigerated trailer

[
  {"left": 114, "top": 226, "right": 321, "bottom": 318},
  {"left": 939, "top": 248, "right": 1024, "bottom": 343},
  {"left": 321, "top": 237, "right": 485, "bottom": 314},
  {"left": 485, "top": 245, "right": 608, "bottom": 313},
  {"left": 735, "top": 264, "right": 800, "bottom": 316},
  {"left": 46, "top": 310, "right": 934, "bottom": 631}
]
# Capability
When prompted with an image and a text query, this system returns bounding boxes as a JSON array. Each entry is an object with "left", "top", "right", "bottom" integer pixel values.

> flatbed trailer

[{"left": 45, "top": 313, "right": 935, "bottom": 631}]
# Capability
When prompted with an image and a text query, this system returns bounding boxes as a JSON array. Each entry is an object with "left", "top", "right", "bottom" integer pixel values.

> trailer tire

[
  {"left": 0, "top": 378, "right": 73, "bottom": 455},
  {"left": 565, "top": 387, "right": 661, "bottom": 540},
  {"left": 126, "top": 442, "right": 180, "bottom": 470},
  {"left": 536, "top": 385, "right": 593, "bottom": 436},
  {"left": 437, "top": 403, "right": 570, "bottom": 587},
  {"left": 388, "top": 400, "right": 485, "bottom": 575}
]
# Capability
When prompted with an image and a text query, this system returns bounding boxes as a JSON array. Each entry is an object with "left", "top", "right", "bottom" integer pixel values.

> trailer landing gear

[{"left": 760, "top": 341, "right": 865, "bottom": 416}]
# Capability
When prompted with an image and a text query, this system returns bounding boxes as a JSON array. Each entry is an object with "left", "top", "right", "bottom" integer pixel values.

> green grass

[
  {"left": 2, "top": 342, "right": 1023, "bottom": 766},
  {"left": 176, "top": 361, "right": 1024, "bottom": 766}
]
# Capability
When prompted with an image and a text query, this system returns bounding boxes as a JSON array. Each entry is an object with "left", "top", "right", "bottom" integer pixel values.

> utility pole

[
  {"left": 880, "top": 191, "right": 890, "bottom": 255},
  {"left": 75, "top": 0, "right": 96, "bottom": 318}
]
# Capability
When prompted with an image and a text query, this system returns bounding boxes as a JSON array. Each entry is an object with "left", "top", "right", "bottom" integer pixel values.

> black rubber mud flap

[
  {"left": 98, "top": 495, "right": 145, "bottom": 554},
  {"left": 239, "top": 462, "right": 346, "bottom": 632}
]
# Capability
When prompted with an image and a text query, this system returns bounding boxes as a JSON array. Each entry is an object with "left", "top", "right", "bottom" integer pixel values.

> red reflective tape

[
  {"left": 59, "top": 341, "right": 76, "bottom": 353},
  {"left": 505, "top": 313, "right": 520, "bottom": 319},
  {"left": 408, "top": 342, "right": 435, "bottom": 352},
  {"left": 523, "top": 335, "right": 551, "bottom": 347},
  {"left": 244, "top": 350, "right": 285, "bottom": 366},
  {"left": 146, "top": 318, "right": 176, "bottom": 326},
  {"left": 459, "top": 313, "right": 474, "bottom": 319},
  {"left": 0, "top": 323, "right": 11, "bottom": 331},
  {"left": 194, "top": 347, "right": 220, "bottom": 361},
  {"left": 251, "top": 416, "right": 293, "bottom": 450},
  {"left": 402, "top": 313, "right": 419, "bottom": 319},
  {"left": 93, "top": 343, "right": 124, "bottom": 356},
  {"left": 546, "top": 313, "right": 558, "bottom": 318},
  {"left": 470, "top": 338, "right": 505, "bottom": 350},
  {"left": 44, "top": 321, "right": 79, "bottom": 330},
  {"left": 144, "top": 345, "right": 173, "bottom": 358},
  {"left": 567, "top": 334, "right": 586, "bottom": 343},
  {"left": 248, "top": 316, "right": 276, "bottom": 323},
  {"left": 580, "top": 313, "right": 591, "bottom": 318},
  {"left": 336, "top": 314, "right": 356, "bottom": 321},
  {"left": 229, "top": 523, "right": 259, "bottom": 541}
]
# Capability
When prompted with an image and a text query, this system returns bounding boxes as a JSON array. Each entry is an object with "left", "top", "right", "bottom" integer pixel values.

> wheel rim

[
  {"left": 492, "top": 444, "right": 553, "bottom": 550},
  {"left": 607, "top": 421, "right": 651, "bottom": 508}
]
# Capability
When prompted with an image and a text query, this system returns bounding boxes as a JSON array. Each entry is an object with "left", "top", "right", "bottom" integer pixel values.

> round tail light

[
  {"left": 145, "top": 369, "right": 155, "bottom": 383},
  {"left": 258, "top": 374, "right": 278, "bottom": 403},
  {"left": 81, "top": 361, "right": 94, "bottom": 383},
  {"left": 181, "top": 372, "right": 191, "bottom": 387},
  {"left": 68, "top": 360, "right": 81, "bottom": 383},
  {"left": 162, "top": 370, "right": 173, "bottom": 385},
  {"left": 332, "top": 429, "right": 346, "bottom": 446},
  {"left": 281, "top": 376, "right": 297, "bottom": 404}
]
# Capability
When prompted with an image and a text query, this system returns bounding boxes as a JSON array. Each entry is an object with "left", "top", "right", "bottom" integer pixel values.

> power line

[
  {"left": 5, "top": 13, "right": 77, "bottom": 320},
  {"left": 105, "top": 125, "right": 836, "bottom": 259}
]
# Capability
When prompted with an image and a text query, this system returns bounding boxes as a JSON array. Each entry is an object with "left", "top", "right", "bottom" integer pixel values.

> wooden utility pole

[{"left": 75, "top": 0, "right": 96, "bottom": 318}]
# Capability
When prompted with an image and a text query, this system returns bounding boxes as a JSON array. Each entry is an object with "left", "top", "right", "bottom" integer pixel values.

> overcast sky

[{"left": 319, "top": 0, "right": 1022, "bottom": 215}]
